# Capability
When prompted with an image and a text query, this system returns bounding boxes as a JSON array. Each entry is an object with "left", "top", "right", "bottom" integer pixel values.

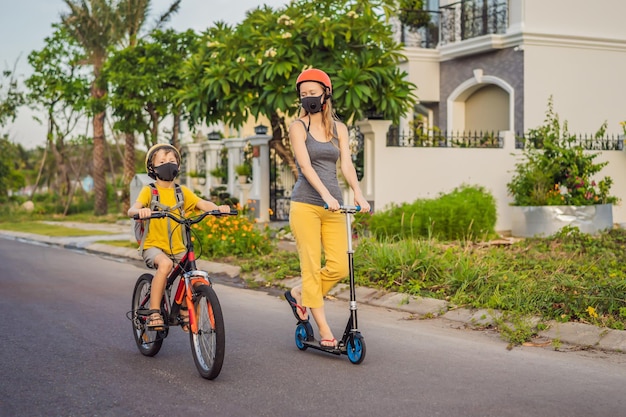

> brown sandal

[{"left": 146, "top": 310, "right": 165, "bottom": 331}]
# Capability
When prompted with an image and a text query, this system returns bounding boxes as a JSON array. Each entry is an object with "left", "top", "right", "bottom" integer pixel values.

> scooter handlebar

[{"left": 323, "top": 204, "right": 361, "bottom": 213}]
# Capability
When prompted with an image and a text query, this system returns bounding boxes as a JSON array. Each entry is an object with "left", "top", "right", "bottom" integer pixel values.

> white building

[{"left": 366, "top": 0, "right": 626, "bottom": 232}]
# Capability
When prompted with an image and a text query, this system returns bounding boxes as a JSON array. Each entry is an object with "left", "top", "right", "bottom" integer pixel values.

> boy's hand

[
  {"left": 217, "top": 205, "right": 231, "bottom": 213},
  {"left": 137, "top": 207, "right": 152, "bottom": 219}
]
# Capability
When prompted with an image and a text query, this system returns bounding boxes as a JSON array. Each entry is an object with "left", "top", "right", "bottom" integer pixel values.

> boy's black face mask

[
  {"left": 154, "top": 162, "right": 179, "bottom": 181},
  {"left": 301, "top": 94, "right": 324, "bottom": 114}
]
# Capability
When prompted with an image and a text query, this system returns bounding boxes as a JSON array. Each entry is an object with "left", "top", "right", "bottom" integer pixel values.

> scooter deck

[{"left": 301, "top": 338, "right": 343, "bottom": 355}]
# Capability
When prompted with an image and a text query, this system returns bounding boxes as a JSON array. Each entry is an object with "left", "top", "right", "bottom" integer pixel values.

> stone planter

[{"left": 510, "top": 204, "right": 613, "bottom": 238}]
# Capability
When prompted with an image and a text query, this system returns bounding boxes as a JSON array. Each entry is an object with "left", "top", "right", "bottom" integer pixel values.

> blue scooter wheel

[
  {"left": 294, "top": 322, "right": 309, "bottom": 350},
  {"left": 346, "top": 333, "right": 366, "bottom": 364}
]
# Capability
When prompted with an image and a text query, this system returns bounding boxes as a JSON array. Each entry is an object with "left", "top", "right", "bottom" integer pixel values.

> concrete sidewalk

[{"left": 2, "top": 221, "right": 625, "bottom": 354}]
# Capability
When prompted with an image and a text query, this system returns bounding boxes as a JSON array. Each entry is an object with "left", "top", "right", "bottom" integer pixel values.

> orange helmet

[{"left": 296, "top": 68, "right": 332, "bottom": 95}]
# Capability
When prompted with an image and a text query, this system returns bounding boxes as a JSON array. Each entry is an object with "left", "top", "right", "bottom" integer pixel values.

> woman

[{"left": 284, "top": 68, "right": 370, "bottom": 349}]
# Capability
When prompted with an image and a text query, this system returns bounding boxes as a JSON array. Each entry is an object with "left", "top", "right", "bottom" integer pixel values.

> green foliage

[
  {"left": 209, "top": 147, "right": 229, "bottom": 181},
  {"left": 0, "top": 136, "right": 27, "bottom": 201},
  {"left": 191, "top": 214, "right": 273, "bottom": 258},
  {"left": 209, "top": 186, "right": 238, "bottom": 206},
  {"left": 236, "top": 250, "right": 301, "bottom": 281},
  {"left": 104, "top": 28, "right": 197, "bottom": 148},
  {"left": 351, "top": 226, "right": 626, "bottom": 333},
  {"left": 507, "top": 97, "right": 618, "bottom": 206},
  {"left": 28, "top": 190, "right": 95, "bottom": 215},
  {"left": 354, "top": 237, "right": 446, "bottom": 295},
  {"left": 493, "top": 313, "right": 536, "bottom": 348},
  {"left": 368, "top": 185, "right": 497, "bottom": 242},
  {"left": 209, "top": 167, "right": 227, "bottom": 180},
  {"left": 0, "top": 66, "right": 25, "bottom": 127},
  {"left": 26, "top": 24, "right": 90, "bottom": 117},
  {"left": 396, "top": 0, "right": 431, "bottom": 31},
  {"left": 235, "top": 163, "right": 252, "bottom": 177},
  {"left": 181, "top": 0, "right": 415, "bottom": 129},
  {"left": 0, "top": 221, "right": 113, "bottom": 237}
]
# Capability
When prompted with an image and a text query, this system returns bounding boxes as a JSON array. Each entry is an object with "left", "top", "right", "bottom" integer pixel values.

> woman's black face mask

[
  {"left": 154, "top": 162, "right": 179, "bottom": 181},
  {"left": 301, "top": 94, "right": 324, "bottom": 114}
]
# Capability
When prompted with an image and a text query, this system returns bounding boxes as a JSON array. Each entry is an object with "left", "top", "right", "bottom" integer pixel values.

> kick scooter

[{"left": 288, "top": 205, "right": 366, "bottom": 364}]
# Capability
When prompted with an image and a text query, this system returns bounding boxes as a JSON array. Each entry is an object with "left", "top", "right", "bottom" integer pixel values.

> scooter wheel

[
  {"left": 294, "top": 322, "right": 309, "bottom": 350},
  {"left": 346, "top": 333, "right": 366, "bottom": 364}
]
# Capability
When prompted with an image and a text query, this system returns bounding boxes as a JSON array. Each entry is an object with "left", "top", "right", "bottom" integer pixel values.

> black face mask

[
  {"left": 154, "top": 162, "right": 179, "bottom": 181},
  {"left": 301, "top": 94, "right": 324, "bottom": 114}
]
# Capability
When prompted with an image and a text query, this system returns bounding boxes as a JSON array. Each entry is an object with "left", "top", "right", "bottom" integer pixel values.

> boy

[{"left": 128, "top": 143, "right": 231, "bottom": 330}]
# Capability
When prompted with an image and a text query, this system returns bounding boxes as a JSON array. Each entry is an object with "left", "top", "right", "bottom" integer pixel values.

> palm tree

[
  {"left": 117, "top": 0, "right": 181, "bottom": 214},
  {"left": 61, "top": 0, "right": 180, "bottom": 215}
]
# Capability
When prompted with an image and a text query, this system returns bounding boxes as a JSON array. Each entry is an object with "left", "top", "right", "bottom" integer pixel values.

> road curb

[{"left": 2, "top": 227, "right": 625, "bottom": 354}]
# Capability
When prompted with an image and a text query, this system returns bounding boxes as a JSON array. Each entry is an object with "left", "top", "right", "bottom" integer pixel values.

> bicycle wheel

[
  {"left": 189, "top": 284, "right": 225, "bottom": 380},
  {"left": 131, "top": 273, "right": 164, "bottom": 356}
]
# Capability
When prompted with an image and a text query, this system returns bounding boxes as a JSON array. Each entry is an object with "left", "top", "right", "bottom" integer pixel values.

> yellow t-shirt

[{"left": 137, "top": 183, "right": 201, "bottom": 254}]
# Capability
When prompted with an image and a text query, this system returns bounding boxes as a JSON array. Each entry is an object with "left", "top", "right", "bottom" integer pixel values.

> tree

[
  {"left": 25, "top": 24, "right": 91, "bottom": 199},
  {"left": 113, "top": 0, "right": 181, "bottom": 215},
  {"left": 0, "top": 62, "right": 25, "bottom": 128},
  {"left": 61, "top": 0, "right": 121, "bottom": 215},
  {"left": 60, "top": 0, "right": 181, "bottom": 215},
  {"left": 106, "top": 29, "right": 197, "bottom": 150},
  {"left": 180, "top": 0, "right": 416, "bottom": 176},
  {"left": 105, "top": 29, "right": 195, "bottom": 212},
  {"left": 0, "top": 136, "right": 26, "bottom": 201}
]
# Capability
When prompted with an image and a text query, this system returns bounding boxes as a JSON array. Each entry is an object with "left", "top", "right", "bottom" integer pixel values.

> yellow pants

[{"left": 290, "top": 201, "right": 349, "bottom": 308}]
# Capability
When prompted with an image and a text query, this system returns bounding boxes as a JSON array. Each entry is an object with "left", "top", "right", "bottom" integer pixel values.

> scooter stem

[{"left": 345, "top": 209, "right": 358, "bottom": 332}]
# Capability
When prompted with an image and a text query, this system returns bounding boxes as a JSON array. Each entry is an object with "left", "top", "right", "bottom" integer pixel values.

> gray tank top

[{"left": 290, "top": 120, "right": 343, "bottom": 207}]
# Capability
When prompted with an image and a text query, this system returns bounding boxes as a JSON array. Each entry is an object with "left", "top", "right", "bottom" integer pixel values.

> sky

[{"left": 0, "top": 0, "right": 290, "bottom": 149}]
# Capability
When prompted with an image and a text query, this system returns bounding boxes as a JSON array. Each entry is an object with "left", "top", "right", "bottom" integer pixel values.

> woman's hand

[
  {"left": 324, "top": 196, "right": 341, "bottom": 211},
  {"left": 354, "top": 196, "right": 370, "bottom": 213}
]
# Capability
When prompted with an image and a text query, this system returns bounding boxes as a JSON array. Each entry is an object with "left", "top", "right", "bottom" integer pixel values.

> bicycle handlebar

[{"left": 133, "top": 210, "right": 238, "bottom": 225}]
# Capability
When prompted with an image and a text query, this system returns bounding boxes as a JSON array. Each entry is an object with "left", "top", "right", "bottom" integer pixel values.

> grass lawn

[
  {"left": 0, "top": 221, "right": 115, "bottom": 237},
  {"left": 98, "top": 239, "right": 137, "bottom": 249}
]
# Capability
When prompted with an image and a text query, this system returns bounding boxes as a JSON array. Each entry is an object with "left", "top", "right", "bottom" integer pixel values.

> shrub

[
  {"left": 235, "top": 163, "right": 252, "bottom": 177},
  {"left": 191, "top": 213, "right": 273, "bottom": 258},
  {"left": 368, "top": 184, "right": 497, "bottom": 242},
  {"left": 507, "top": 97, "right": 618, "bottom": 206}
]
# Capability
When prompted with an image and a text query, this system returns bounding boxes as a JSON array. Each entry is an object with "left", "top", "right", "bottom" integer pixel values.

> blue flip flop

[{"left": 284, "top": 290, "right": 308, "bottom": 322}]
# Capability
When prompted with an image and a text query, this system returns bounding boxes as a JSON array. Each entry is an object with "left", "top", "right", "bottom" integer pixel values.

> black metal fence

[
  {"left": 515, "top": 134, "right": 624, "bottom": 151},
  {"left": 387, "top": 127, "right": 503, "bottom": 148}
]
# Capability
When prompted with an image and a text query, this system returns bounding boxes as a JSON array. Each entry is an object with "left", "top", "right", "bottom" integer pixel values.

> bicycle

[{"left": 127, "top": 209, "right": 237, "bottom": 380}]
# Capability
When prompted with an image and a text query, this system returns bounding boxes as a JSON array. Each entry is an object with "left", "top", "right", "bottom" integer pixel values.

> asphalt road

[{"left": 1, "top": 238, "right": 626, "bottom": 417}]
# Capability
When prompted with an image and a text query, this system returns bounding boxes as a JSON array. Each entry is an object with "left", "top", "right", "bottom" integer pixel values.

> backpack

[{"left": 134, "top": 183, "right": 185, "bottom": 253}]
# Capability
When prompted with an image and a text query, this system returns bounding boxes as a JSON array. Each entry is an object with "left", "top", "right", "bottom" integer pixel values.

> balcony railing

[
  {"left": 394, "top": 1, "right": 508, "bottom": 48},
  {"left": 440, "top": 0, "right": 508, "bottom": 46},
  {"left": 392, "top": 11, "right": 441, "bottom": 49}
]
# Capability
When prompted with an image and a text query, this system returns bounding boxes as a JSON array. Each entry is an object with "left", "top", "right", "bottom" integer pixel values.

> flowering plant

[
  {"left": 507, "top": 98, "right": 618, "bottom": 206},
  {"left": 191, "top": 212, "right": 272, "bottom": 258}
]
